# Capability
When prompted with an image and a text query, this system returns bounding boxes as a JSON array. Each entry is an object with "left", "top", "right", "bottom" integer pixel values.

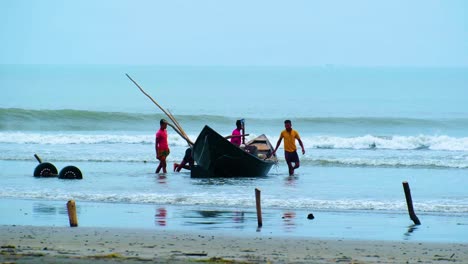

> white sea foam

[
  {"left": 0, "top": 132, "right": 194, "bottom": 147},
  {"left": 1, "top": 190, "right": 466, "bottom": 214},
  {"left": 309, "top": 156, "right": 468, "bottom": 169},
  {"left": 2, "top": 132, "right": 468, "bottom": 151},
  {"left": 303, "top": 134, "right": 468, "bottom": 151},
  {"left": 2, "top": 132, "right": 468, "bottom": 168}
]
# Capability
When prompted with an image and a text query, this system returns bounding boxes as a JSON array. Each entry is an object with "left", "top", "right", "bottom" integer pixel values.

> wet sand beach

[{"left": 1, "top": 225, "right": 467, "bottom": 264}]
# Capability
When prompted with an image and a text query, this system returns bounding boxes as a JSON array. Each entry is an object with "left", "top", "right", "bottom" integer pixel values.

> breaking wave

[{"left": 1, "top": 131, "right": 467, "bottom": 152}]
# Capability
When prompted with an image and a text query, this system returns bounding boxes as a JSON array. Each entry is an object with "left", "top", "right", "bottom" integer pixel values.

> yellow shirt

[{"left": 280, "top": 129, "right": 300, "bottom": 152}]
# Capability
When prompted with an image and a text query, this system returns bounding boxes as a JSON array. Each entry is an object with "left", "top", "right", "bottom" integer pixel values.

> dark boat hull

[{"left": 191, "top": 125, "right": 276, "bottom": 177}]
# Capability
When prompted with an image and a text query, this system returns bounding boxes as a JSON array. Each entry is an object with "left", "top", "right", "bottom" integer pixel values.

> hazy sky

[{"left": 1, "top": 0, "right": 467, "bottom": 66}]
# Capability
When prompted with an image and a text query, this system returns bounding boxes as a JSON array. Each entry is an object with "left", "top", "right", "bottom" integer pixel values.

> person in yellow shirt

[{"left": 272, "top": 120, "right": 305, "bottom": 175}]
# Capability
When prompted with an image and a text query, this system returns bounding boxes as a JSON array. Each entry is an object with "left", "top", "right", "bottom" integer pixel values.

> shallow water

[
  {"left": 1, "top": 198, "right": 467, "bottom": 243},
  {"left": 1, "top": 65, "right": 467, "bottom": 242}
]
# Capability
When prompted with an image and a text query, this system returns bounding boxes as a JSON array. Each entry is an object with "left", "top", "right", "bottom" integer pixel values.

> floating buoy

[
  {"left": 33, "top": 162, "right": 58, "bottom": 177},
  {"left": 59, "top": 166, "right": 83, "bottom": 180}
]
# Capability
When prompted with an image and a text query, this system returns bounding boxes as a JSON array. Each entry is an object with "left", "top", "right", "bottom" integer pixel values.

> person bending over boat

[
  {"left": 174, "top": 148, "right": 194, "bottom": 172},
  {"left": 271, "top": 120, "right": 305, "bottom": 175},
  {"left": 230, "top": 120, "right": 243, "bottom": 146},
  {"left": 155, "top": 119, "right": 170, "bottom": 173}
]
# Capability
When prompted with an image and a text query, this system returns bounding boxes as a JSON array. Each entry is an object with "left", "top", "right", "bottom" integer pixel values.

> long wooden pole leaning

[
  {"left": 168, "top": 109, "right": 190, "bottom": 140},
  {"left": 166, "top": 123, "right": 193, "bottom": 146},
  {"left": 126, "top": 74, "right": 193, "bottom": 146},
  {"left": 126, "top": 74, "right": 186, "bottom": 136}
]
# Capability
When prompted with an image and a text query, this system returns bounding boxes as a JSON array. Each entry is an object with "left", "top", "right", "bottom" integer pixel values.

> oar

[
  {"left": 126, "top": 73, "right": 194, "bottom": 146},
  {"left": 225, "top": 134, "right": 250, "bottom": 139}
]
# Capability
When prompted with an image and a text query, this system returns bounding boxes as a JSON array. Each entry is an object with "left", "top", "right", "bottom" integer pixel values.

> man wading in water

[
  {"left": 155, "top": 119, "right": 170, "bottom": 173},
  {"left": 272, "top": 120, "right": 305, "bottom": 175}
]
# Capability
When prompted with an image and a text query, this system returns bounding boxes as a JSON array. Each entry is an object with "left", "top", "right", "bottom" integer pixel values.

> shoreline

[
  {"left": 1, "top": 198, "right": 467, "bottom": 244},
  {"left": 1, "top": 225, "right": 467, "bottom": 263}
]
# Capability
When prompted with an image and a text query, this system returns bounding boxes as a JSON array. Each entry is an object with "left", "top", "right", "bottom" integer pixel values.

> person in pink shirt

[
  {"left": 230, "top": 120, "right": 243, "bottom": 146},
  {"left": 155, "top": 119, "right": 170, "bottom": 173}
]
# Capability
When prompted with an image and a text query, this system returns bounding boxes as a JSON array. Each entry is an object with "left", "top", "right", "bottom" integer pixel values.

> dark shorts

[
  {"left": 157, "top": 149, "right": 170, "bottom": 161},
  {"left": 284, "top": 151, "right": 299, "bottom": 163}
]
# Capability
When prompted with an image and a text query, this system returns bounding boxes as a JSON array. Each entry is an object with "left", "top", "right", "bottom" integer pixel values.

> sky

[{"left": 1, "top": 0, "right": 467, "bottom": 66}]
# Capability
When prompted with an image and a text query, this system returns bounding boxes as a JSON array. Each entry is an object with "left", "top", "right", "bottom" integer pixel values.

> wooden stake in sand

[
  {"left": 67, "top": 200, "right": 78, "bottom": 227},
  {"left": 402, "top": 181, "right": 421, "bottom": 225},
  {"left": 255, "top": 188, "right": 263, "bottom": 227}
]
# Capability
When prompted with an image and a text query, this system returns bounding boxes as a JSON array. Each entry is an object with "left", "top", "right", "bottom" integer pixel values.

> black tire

[
  {"left": 59, "top": 166, "right": 83, "bottom": 180},
  {"left": 34, "top": 162, "right": 58, "bottom": 177}
]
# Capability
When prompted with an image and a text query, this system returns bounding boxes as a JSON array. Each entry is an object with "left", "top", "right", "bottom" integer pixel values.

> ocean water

[{"left": 1, "top": 65, "right": 467, "bottom": 242}]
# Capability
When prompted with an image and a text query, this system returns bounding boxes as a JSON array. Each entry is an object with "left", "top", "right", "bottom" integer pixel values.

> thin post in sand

[
  {"left": 67, "top": 200, "right": 78, "bottom": 227},
  {"left": 255, "top": 188, "right": 262, "bottom": 227},
  {"left": 402, "top": 181, "right": 421, "bottom": 225}
]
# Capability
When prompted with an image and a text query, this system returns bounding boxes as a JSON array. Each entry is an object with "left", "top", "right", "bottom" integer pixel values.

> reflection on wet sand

[
  {"left": 33, "top": 203, "right": 69, "bottom": 216},
  {"left": 155, "top": 207, "right": 167, "bottom": 226},
  {"left": 182, "top": 210, "right": 247, "bottom": 229},
  {"left": 282, "top": 211, "right": 296, "bottom": 232},
  {"left": 404, "top": 224, "right": 419, "bottom": 240}
]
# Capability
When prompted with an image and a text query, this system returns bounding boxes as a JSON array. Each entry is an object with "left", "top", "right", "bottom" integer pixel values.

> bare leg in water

[
  {"left": 156, "top": 159, "right": 167, "bottom": 173},
  {"left": 287, "top": 161, "right": 300, "bottom": 175}
]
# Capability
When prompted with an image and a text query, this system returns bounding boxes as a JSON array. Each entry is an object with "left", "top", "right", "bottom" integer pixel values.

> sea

[{"left": 1, "top": 64, "right": 467, "bottom": 242}]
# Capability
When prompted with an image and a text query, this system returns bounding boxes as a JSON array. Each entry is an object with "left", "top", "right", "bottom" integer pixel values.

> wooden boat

[
  {"left": 126, "top": 76, "right": 276, "bottom": 177},
  {"left": 191, "top": 125, "right": 278, "bottom": 178}
]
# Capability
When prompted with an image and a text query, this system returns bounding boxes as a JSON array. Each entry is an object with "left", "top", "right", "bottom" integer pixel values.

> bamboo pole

[
  {"left": 168, "top": 109, "right": 190, "bottom": 140},
  {"left": 166, "top": 123, "right": 193, "bottom": 146},
  {"left": 402, "top": 181, "right": 421, "bottom": 225},
  {"left": 126, "top": 73, "right": 190, "bottom": 141},
  {"left": 126, "top": 74, "right": 193, "bottom": 146},
  {"left": 67, "top": 200, "right": 78, "bottom": 227},
  {"left": 241, "top": 119, "right": 245, "bottom": 145},
  {"left": 255, "top": 188, "right": 262, "bottom": 227}
]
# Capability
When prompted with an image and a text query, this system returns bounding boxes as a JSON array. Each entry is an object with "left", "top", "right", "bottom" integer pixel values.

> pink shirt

[
  {"left": 155, "top": 129, "right": 169, "bottom": 150},
  {"left": 230, "top": 128, "right": 241, "bottom": 146}
]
